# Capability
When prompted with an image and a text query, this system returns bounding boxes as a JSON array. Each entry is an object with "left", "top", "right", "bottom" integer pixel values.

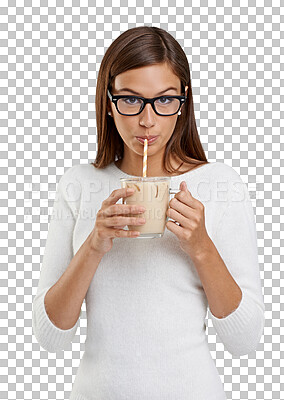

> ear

[
  {"left": 180, "top": 85, "right": 189, "bottom": 113},
  {"left": 184, "top": 85, "right": 188, "bottom": 97},
  {"left": 107, "top": 99, "right": 112, "bottom": 115}
]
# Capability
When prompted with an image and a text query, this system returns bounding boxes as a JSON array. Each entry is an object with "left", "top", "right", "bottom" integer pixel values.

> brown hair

[{"left": 91, "top": 25, "right": 208, "bottom": 174}]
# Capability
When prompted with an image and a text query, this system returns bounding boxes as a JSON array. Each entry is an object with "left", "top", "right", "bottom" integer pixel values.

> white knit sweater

[{"left": 32, "top": 161, "right": 265, "bottom": 400}]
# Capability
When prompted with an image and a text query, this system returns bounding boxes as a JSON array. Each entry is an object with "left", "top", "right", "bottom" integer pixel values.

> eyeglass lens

[{"left": 117, "top": 97, "right": 180, "bottom": 115}]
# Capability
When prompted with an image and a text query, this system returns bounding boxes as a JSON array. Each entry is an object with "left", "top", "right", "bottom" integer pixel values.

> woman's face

[{"left": 108, "top": 62, "right": 188, "bottom": 163}]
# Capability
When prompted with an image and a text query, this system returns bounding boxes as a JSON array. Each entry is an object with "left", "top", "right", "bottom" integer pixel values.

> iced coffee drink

[{"left": 120, "top": 177, "right": 179, "bottom": 238}]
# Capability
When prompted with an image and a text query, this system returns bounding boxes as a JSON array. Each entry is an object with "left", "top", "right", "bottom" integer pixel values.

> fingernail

[{"left": 127, "top": 188, "right": 135, "bottom": 193}]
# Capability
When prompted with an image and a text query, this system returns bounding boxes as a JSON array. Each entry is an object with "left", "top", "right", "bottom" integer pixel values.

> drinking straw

[{"left": 143, "top": 138, "right": 148, "bottom": 177}]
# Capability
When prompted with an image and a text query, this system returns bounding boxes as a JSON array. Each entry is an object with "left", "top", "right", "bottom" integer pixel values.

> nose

[{"left": 139, "top": 103, "right": 156, "bottom": 128}]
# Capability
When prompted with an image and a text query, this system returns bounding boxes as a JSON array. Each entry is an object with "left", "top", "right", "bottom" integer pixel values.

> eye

[
  {"left": 123, "top": 97, "right": 139, "bottom": 104},
  {"left": 157, "top": 96, "right": 173, "bottom": 104}
]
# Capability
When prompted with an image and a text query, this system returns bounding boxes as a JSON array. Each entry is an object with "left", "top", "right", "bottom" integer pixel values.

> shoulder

[
  {"left": 187, "top": 161, "right": 245, "bottom": 187},
  {"left": 57, "top": 163, "right": 114, "bottom": 200},
  {"left": 182, "top": 161, "right": 243, "bottom": 183},
  {"left": 56, "top": 163, "right": 95, "bottom": 198},
  {"left": 210, "top": 162, "right": 251, "bottom": 204},
  {"left": 209, "top": 162, "right": 244, "bottom": 182},
  {"left": 58, "top": 163, "right": 109, "bottom": 185},
  {"left": 208, "top": 162, "right": 248, "bottom": 192}
]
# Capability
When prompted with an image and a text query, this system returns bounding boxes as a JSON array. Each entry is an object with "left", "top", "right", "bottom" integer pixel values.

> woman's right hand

[{"left": 88, "top": 187, "right": 146, "bottom": 256}]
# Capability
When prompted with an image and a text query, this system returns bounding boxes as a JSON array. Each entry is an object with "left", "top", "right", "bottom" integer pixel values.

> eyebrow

[{"left": 115, "top": 87, "right": 179, "bottom": 96}]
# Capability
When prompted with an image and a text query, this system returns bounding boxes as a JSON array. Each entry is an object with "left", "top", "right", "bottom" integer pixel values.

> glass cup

[{"left": 120, "top": 177, "right": 179, "bottom": 238}]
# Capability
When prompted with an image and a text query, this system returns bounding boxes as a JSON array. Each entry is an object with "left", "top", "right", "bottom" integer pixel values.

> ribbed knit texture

[{"left": 32, "top": 161, "right": 265, "bottom": 400}]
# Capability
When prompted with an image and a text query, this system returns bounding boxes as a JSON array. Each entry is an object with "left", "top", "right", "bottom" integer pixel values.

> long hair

[{"left": 92, "top": 26, "right": 208, "bottom": 174}]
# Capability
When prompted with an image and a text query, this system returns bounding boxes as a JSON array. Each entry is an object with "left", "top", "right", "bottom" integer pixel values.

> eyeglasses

[{"left": 107, "top": 89, "right": 187, "bottom": 116}]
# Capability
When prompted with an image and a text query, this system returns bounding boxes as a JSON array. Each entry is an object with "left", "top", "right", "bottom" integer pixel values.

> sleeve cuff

[
  {"left": 32, "top": 287, "right": 81, "bottom": 353},
  {"left": 208, "top": 289, "right": 263, "bottom": 337}
]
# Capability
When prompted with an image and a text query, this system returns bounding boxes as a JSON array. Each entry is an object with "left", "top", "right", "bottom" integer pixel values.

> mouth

[{"left": 136, "top": 136, "right": 158, "bottom": 145}]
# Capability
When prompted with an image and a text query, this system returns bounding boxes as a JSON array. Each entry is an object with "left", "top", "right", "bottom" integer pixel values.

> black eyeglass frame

[{"left": 107, "top": 89, "right": 187, "bottom": 116}]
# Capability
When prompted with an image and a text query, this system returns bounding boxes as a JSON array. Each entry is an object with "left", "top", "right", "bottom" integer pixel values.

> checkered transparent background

[{"left": 1, "top": 1, "right": 283, "bottom": 399}]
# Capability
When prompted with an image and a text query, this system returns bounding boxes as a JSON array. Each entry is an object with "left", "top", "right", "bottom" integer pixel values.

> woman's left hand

[{"left": 166, "top": 181, "right": 212, "bottom": 261}]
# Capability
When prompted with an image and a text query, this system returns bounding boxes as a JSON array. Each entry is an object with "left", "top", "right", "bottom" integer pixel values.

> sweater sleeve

[
  {"left": 32, "top": 168, "right": 82, "bottom": 353},
  {"left": 207, "top": 175, "right": 265, "bottom": 357}
]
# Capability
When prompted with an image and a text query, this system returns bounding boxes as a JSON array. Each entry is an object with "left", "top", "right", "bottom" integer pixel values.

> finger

[
  {"left": 105, "top": 187, "right": 135, "bottom": 206},
  {"left": 169, "top": 197, "right": 196, "bottom": 220},
  {"left": 172, "top": 189, "right": 198, "bottom": 209},
  {"left": 167, "top": 207, "right": 190, "bottom": 228},
  {"left": 108, "top": 203, "right": 146, "bottom": 216},
  {"left": 166, "top": 219, "right": 183, "bottom": 235},
  {"left": 102, "top": 204, "right": 146, "bottom": 218},
  {"left": 110, "top": 227, "right": 141, "bottom": 238},
  {"left": 105, "top": 215, "right": 145, "bottom": 228}
]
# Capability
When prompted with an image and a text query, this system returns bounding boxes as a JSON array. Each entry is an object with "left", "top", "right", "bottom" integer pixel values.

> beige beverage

[{"left": 120, "top": 177, "right": 179, "bottom": 238}]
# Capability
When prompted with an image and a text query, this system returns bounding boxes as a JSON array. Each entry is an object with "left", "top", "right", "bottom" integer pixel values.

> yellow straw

[{"left": 142, "top": 138, "right": 148, "bottom": 177}]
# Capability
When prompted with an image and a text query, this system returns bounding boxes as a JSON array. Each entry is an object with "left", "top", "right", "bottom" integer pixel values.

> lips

[
  {"left": 136, "top": 136, "right": 157, "bottom": 140},
  {"left": 136, "top": 136, "right": 158, "bottom": 145}
]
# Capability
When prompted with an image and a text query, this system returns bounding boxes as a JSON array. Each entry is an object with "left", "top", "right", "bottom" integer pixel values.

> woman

[{"left": 32, "top": 26, "right": 265, "bottom": 400}]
